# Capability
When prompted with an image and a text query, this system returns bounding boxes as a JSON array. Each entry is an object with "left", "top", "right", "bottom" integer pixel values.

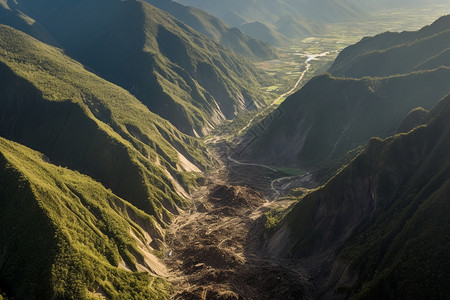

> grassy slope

[
  {"left": 329, "top": 15, "right": 450, "bottom": 77},
  {"left": 2, "top": 0, "right": 272, "bottom": 135},
  {"left": 0, "top": 25, "right": 211, "bottom": 225},
  {"left": 0, "top": 137, "right": 170, "bottom": 299},
  {"left": 240, "top": 69, "right": 450, "bottom": 168},
  {"left": 271, "top": 95, "right": 450, "bottom": 299},
  {"left": 144, "top": 0, "right": 278, "bottom": 60}
]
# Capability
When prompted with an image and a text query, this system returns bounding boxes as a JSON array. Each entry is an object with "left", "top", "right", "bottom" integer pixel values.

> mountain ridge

[
  {"left": 0, "top": 0, "right": 272, "bottom": 136},
  {"left": 144, "top": 0, "right": 278, "bottom": 60},
  {"left": 0, "top": 136, "right": 171, "bottom": 299},
  {"left": 329, "top": 14, "right": 450, "bottom": 77},
  {"left": 238, "top": 68, "right": 450, "bottom": 169},
  {"left": 267, "top": 94, "right": 450, "bottom": 299},
  {"left": 0, "top": 24, "right": 212, "bottom": 226}
]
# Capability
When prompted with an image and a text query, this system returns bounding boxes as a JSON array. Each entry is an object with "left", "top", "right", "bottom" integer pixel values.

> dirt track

[{"left": 164, "top": 162, "right": 315, "bottom": 299}]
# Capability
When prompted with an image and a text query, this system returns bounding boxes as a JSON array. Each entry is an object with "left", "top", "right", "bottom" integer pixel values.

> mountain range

[
  {"left": 0, "top": 22, "right": 213, "bottom": 298},
  {"left": 173, "top": 0, "right": 336, "bottom": 45},
  {"left": 1, "top": 1, "right": 450, "bottom": 299},
  {"left": 174, "top": 0, "right": 368, "bottom": 26},
  {"left": 239, "top": 15, "right": 450, "bottom": 171},
  {"left": 268, "top": 93, "right": 450, "bottom": 299},
  {"left": 0, "top": 0, "right": 273, "bottom": 136},
  {"left": 329, "top": 15, "right": 450, "bottom": 77},
  {"left": 144, "top": 0, "right": 278, "bottom": 60}
]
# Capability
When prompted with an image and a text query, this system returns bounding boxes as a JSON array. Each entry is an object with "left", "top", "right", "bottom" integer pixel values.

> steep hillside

[
  {"left": 239, "top": 21, "right": 289, "bottom": 46},
  {"left": 275, "top": 16, "right": 325, "bottom": 40},
  {"left": 0, "top": 25, "right": 211, "bottom": 226},
  {"left": 0, "top": 137, "right": 170, "bottom": 299},
  {"left": 238, "top": 69, "right": 450, "bottom": 168},
  {"left": 1, "top": 0, "right": 272, "bottom": 136},
  {"left": 268, "top": 94, "right": 450, "bottom": 299},
  {"left": 145, "top": 0, "right": 278, "bottom": 60},
  {"left": 329, "top": 15, "right": 450, "bottom": 77}
]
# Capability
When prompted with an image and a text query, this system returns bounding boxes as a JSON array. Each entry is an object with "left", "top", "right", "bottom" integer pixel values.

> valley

[
  {"left": 163, "top": 147, "right": 314, "bottom": 299},
  {"left": 161, "top": 6, "right": 450, "bottom": 299},
  {"left": 1, "top": 1, "right": 450, "bottom": 299},
  {"left": 208, "top": 4, "right": 450, "bottom": 141}
]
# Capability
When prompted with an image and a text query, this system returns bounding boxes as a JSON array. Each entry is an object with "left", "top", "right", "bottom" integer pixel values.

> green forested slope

[
  {"left": 239, "top": 21, "right": 290, "bottom": 46},
  {"left": 144, "top": 0, "right": 278, "bottom": 60},
  {"left": 0, "top": 137, "right": 170, "bottom": 299},
  {"left": 329, "top": 15, "right": 450, "bottom": 77},
  {"left": 269, "top": 95, "right": 450, "bottom": 299},
  {"left": 239, "top": 69, "right": 450, "bottom": 168},
  {"left": 0, "top": 0, "right": 272, "bottom": 135},
  {"left": 240, "top": 16, "right": 450, "bottom": 171},
  {"left": 0, "top": 25, "right": 211, "bottom": 225}
]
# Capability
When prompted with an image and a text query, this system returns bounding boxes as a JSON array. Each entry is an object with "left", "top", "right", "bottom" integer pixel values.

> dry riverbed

[{"left": 163, "top": 163, "right": 315, "bottom": 300}]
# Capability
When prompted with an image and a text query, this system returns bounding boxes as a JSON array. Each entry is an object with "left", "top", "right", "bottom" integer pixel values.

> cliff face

[{"left": 269, "top": 95, "right": 450, "bottom": 299}]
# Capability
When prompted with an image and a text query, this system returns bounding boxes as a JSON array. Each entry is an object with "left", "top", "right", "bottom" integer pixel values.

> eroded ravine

[{"left": 163, "top": 153, "right": 315, "bottom": 299}]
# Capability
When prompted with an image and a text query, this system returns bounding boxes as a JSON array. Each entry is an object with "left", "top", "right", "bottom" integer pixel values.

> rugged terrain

[
  {"left": 1, "top": 3, "right": 450, "bottom": 300},
  {"left": 239, "top": 16, "right": 450, "bottom": 169},
  {"left": 269, "top": 94, "right": 450, "bottom": 299},
  {"left": 329, "top": 14, "right": 450, "bottom": 77},
  {"left": 163, "top": 151, "right": 316, "bottom": 300},
  {"left": 144, "top": 0, "right": 278, "bottom": 60},
  {"left": 0, "top": 0, "right": 273, "bottom": 136}
]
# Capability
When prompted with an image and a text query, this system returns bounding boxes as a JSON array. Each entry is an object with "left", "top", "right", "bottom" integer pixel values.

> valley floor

[{"left": 163, "top": 149, "right": 315, "bottom": 300}]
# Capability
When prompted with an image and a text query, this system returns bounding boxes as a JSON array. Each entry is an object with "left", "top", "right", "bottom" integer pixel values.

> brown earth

[{"left": 164, "top": 163, "right": 316, "bottom": 300}]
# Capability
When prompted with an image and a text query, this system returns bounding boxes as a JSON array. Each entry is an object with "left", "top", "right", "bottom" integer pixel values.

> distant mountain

[
  {"left": 329, "top": 15, "right": 450, "bottom": 77},
  {"left": 267, "top": 94, "right": 450, "bottom": 299},
  {"left": 367, "top": 0, "right": 450, "bottom": 9},
  {"left": 275, "top": 16, "right": 325, "bottom": 40},
  {"left": 239, "top": 21, "right": 289, "bottom": 46},
  {"left": 144, "top": 0, "right": 278, "bottom": 60},
  {"left": 222, "top": 11, "right": 249, "bottom": 27},
  {"left": 175, "top": 0, "right": 368, "bottom": 24},
  {"left": 175, "top": 0, "right": 362, "bottom": 43},
  {"left": 238, "top": 17, "right": 325, "bottom": 46},
  {"left": 239, "top": 16, "right": 450, "bottom": 170},
  {"left": 238, "top": 69, "right": 450, "bottom": 168},
  {"left": 0, "top": 0, "right": 272, "bottom": 136},
  {"left": 0, "top": 137, "right": 171, "bottom": 299}
]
